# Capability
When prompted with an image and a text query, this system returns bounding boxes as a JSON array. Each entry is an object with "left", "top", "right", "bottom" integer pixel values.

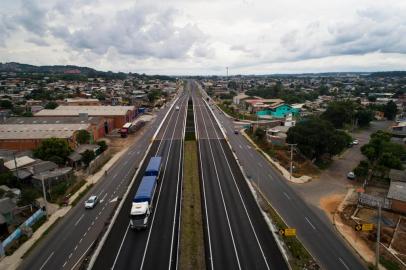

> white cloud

[{"left": 0, "top": 0, "right": 406, "bottom": 74}]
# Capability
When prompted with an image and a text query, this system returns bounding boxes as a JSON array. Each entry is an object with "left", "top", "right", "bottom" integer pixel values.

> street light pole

[{"left": 287, "top": 144, "right": 297, "bottom": 181}]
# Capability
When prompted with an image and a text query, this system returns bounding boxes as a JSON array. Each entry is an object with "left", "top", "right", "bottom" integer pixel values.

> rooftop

[
  {"left": 35, "top": 105, "right": 135, "bottom": 117},
  {"left": 388, "top": 181, "right": 406, "bottom": 202},
  {"left": 4, "top": 156, "right": 36, "bottom": 170},
  {"left": 4, "top": 116, "right": 102, "bottom": 125},
  {"left": 0, "top": 124, "right": 90, "bottom": 140}
]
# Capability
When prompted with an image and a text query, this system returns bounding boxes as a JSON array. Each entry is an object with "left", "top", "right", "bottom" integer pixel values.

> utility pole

[
  {"left": 376, "top": 203, "right": 381, "bottom": 269},
  {"left": 41, "top": 175, "right": 49, "bottom": 220},
  {"left": 287, "top": 144, "right": 297, "bottom": 181}
]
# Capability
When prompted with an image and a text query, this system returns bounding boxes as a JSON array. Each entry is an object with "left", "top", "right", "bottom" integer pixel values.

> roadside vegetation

[
  {"left": 354, "top": 131, "right": 406, "bottom": 183},
  {"left": 254, "top": 186, "right": 319, "bottom": 270}
]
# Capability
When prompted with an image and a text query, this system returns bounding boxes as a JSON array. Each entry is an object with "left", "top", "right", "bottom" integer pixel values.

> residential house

[{"left": 387, "top": 169, "right": 406, "bottom": 214}]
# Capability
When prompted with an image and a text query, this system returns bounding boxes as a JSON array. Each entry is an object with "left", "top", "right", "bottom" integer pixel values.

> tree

[
  {"left": 367, "top": 95, "right": 377, "bottom": 102},
  {"left": 361, "top": 130, "right": 405, "bottom": 171},
  {"left": 356, "top": 109, "right": 374, "bottom": 127},
  {"left": 286, "top": 118, "right": 351, "bottom": 161},
  {"left": 322, "top": 100, "right": 356, "bottom": 129},
  {"left": 254, "top": 127, "right": 266, "bottom": 141},
  {"left": 18, "top": 188, "right": 41, "bottom": 206},
  {"left": 0, "top": 100, "right": 13, "bottom": 109},
  {"left": 97, "top": 140, "right": 108, "bottom": 153},
  {"left": 33, "top": 138, "right": 72, "bottom": 165},
  {"left": 147, "top": 90, "right": 162, "bottom": 103},
  {"left": 76, "top": 130, "right": 91, "bottom": 144},
  {"left": 44, "top": 101, "right": 59, "bottom": 109},
  {"left": 81, "top": 150, "right": 95, "bottom": 166},
  {"left": 383, "top": 100, "right": 397, "bottom": 120}
]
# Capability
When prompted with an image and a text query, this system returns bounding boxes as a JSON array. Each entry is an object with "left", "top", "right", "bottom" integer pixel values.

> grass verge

[
  {"left": 254, "top": 186, "right": 319, "bottom": 270},
  {"left": 179, "top": 141, "right": 205, "bottom": 270}
]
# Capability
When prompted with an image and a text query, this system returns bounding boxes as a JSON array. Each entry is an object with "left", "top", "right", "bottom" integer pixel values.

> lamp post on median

[{"left": 287, "top": 143, "right": 297, "bottom": 181}]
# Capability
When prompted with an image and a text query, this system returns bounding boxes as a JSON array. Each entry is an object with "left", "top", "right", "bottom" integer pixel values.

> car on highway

[
  {"left": 175, "top": 105, "right": 180, "bottom": 111},
  {"left": 85, "top": 195, "right": 98, "bottom": 209},
  {"left": 347, "top": 171, "right": 356, "bottom": 180},
  {"left": 234, "top": 130, "right": 239, "bottom": 134}
]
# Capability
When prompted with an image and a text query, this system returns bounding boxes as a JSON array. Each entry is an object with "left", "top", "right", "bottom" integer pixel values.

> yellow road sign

[
  {"left": 355, "top": 223, "right": 374, "bottom": 231},
  {"left": 279, "top": 228, "right": 296, "bottom": 236}
]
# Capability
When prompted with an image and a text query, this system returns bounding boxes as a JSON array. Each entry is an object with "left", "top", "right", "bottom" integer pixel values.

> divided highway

[
  {"left": 19, "top": 92, "right": 182, "bottom": 270},
  {"left": 91, "top": 92, "right": 188, "bottom": 270},
  {"left": 198, "top": 83, "right": 366, "bottom": 270},
  {"left": 192, "top": 82, "right": 288, "bottom": 270}
]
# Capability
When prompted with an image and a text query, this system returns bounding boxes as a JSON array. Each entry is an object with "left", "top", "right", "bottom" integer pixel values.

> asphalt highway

[
  {"left": 91, "top": 91, "right": 188, "bottom": 270},
  {"left": 192, "top": 83, "right": 288, "bottom": 270},
  {"left": 19, "top": 92, "right": 182, "bottom": 270},
  {"left": 198, "top": 83, "right": 366, "bottom": 270}
]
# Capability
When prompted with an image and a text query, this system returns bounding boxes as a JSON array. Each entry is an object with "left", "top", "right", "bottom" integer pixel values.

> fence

[
  {"left": 86, "top": 148, "right": 112, "bottom": 175},
  {"left": 358, "top": 193, "right": 392, "bottom": 209},
  {"left": 1, "top": 209, "right": 45, "bottom": 253}
]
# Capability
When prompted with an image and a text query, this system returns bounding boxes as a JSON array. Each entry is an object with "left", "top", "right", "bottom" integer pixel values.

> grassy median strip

[{"left": 179, "top": 141, "right": 205, "bottom": 270}]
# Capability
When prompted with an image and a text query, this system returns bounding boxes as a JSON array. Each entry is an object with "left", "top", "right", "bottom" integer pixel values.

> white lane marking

[
  {"left": 193, "top": 94, "right": 214, "bottom": 270},
  {"left": 70, "top": 241, "right": 95, "bottom": 270},
  {"left": 95, "top": 216, "right": 98, "bottom": 220},
  {"left": 98, "top": 189, "right": 105, "bottom": 197},
  {"left": 100, "top": 192, "right": 107, "bottom": 203},
  {"left": 79, "top": 238, "right": 83, "bottom": 244},
  {"left": 69, "top": 253, "right": 72, "bottom": 259},
  {"left": 136, "top": 151, "right": 140, "bottom": 154},
  {"left": 140, "top": 95, "right": 188, "bottom": 270},
  {"left": 113, "top": 173, "right": 118, "bottom": 179},
  {"left": 338, "top": 257, "right": 350, "bottom": 270},
  {"left": 123, "top": 160, "right": 128, "bottom": 165},
  {"left": 91, "top": 221, "right": 94, "bottom": 226},
  {"left": 283, "top": 192, "right": 291, "bottom": 200},
  {"left": 62, "top": 261, "right": 67, "bottom": 268},
  {"left": 83, "top": 232, "right": 87, "bottom": 237},
  {"left": 201, "top": 98, "right": 270, "bottom": 270},
  {"left": 87, "top": 226, "right": 91, "bottom": 232},
  {"left": 39, "top": 251, "right": 54, "bottom": 270},
  {"left": 258, "top": 163, "right": 263, "bottom": 168},
  {"left": 74, "top": 245, "right": 78, "bottom": 251},
  {"left": 239, "top": 144, "right": 242, "bottom": 149},
  {"left": 74, "top": 214, "right": 84, "bottom": 227},
  {"left": 305, "top": 217, "right": 316, "bottom": 230},
  {"left": 111, "top": 223, "right": 130, "bottom": 270},
  {"left": 197, "top": 100, "right": 242, "bottom": 270}
]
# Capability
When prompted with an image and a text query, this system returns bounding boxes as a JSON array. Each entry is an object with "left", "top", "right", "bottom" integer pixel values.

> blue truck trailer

[
  {"left": 145, "top": 156, "right": 162, "bottom": 177},
  {"left": 130, "top": 176, "right": 157, "bottom": 229}
]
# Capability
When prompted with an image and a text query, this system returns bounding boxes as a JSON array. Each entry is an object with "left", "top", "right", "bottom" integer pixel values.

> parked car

[
  {"left": 347, "top": 172, "right": 356, "bottom": 180},
  {"left": 85, "top": 195, "right": 98, "bottom": 209},
  {"left": 234, "top": 130, "right": 239, "bottom": 134},
  {"left": 352, "top": 139, "right": 359, "bottom": 145}
]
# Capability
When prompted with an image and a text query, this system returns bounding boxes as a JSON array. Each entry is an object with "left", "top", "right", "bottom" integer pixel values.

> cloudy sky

[{"left": 1, "top": 0, "right": 406, "bottom": 75}]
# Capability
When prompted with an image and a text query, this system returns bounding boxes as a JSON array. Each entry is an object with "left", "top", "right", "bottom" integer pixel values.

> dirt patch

[{"left": 319, "top": 194, "right": 345, "bottom": 221}]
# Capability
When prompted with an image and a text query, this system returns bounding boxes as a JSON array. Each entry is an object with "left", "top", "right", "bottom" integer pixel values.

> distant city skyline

[{"left": 1, "top": 0, "right": 406, "bottom": 75}]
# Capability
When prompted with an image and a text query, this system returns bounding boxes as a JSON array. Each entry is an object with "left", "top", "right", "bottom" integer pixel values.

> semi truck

[
  {"left": 130, "top": 156, "right": 162, "bottom": 230},
  {"left": 130, "top": 176, "right": 157, "bottom": 229},
  {"left": 145, "top": 156, "right": 162, "bottom": 177}
]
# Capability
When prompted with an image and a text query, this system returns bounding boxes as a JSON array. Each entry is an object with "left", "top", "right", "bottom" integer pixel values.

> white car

[
  {"left": 175, "top": 106, "right": 180, "bottom": 111},
  {"left": 85, "top": 195, "right": 98, "bottom": 209},
  {"left": 352, "top": 139, "right": 359, "bottom": 145},
  {"left": 347, "top": 172, "right": 356, "bottom": 180}
]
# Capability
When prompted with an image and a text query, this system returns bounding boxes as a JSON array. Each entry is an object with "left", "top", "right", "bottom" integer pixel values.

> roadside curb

[
  {"left": 240, "top": 130, "right": 311, "bottom": 184},
  {"left": 86, "top": 95, "right": 180, "bottom": 269}
]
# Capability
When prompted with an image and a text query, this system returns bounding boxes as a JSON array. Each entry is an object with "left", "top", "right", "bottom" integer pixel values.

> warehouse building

[
  {"left": 35, "top": 105, "right": 136, "bottom": 129},
  {"left": 4, "top": 116, "right": 112, "bottom": 141},
  {"left": 0, "top": 123, "right": 91, "bottom": 151}
]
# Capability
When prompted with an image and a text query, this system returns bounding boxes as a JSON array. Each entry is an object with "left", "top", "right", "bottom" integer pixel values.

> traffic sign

[
  {"left": 279, "top": 228, "right": 296, "bottom": 236},
  {"left": 355, "top": 223, "right": 374, "bottom": 231}
]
